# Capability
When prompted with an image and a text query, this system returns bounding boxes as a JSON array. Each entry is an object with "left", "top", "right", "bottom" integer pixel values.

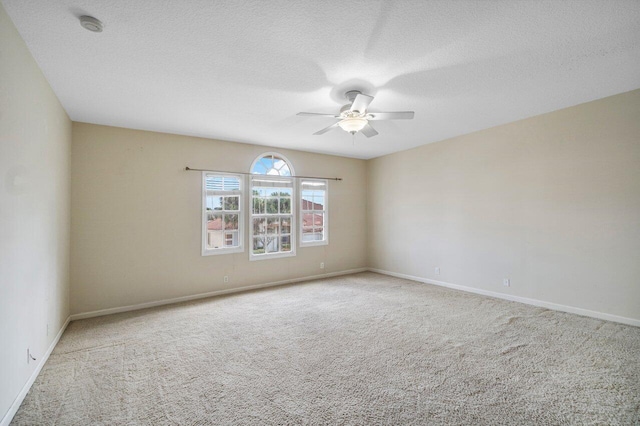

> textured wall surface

[
  {"left": 0, "top": 3, "right": 71, "bottom": 423},
  {"left": 368, "top": 89, "right": 640, "bottom": 321},
  {"left": 71, "top": 123, "right": 367, "bottom": 314}
]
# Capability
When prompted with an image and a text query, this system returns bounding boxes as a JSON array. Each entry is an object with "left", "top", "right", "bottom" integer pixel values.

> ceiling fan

[{"left": 297, "top": 90, "right": 415, "bottom": 137}]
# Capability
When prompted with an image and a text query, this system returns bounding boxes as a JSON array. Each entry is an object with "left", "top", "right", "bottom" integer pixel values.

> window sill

[
  {"left": 300, "top": 240, "right": 328, "bottom": 248},
  {"left": 202, "top": 247, "right": 244, "bottom": 256},
  {"left": 249, "top": 250, "right": 296, "bottom": 261}
]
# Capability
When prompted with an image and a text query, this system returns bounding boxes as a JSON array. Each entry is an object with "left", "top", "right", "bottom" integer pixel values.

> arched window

[
  {"left": 251, "top": 153, "right": 292, "bottom": 176},
  {"left": 250, "top": 153, "right": 296, "bottom": 259}
]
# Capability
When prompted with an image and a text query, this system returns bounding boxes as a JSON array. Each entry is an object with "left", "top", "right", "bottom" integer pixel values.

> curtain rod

[{"left": 185, "top": 167, "right": 342, "bottom": 181}]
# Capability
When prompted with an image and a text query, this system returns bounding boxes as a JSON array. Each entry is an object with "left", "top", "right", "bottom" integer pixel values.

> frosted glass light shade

[{"left": 338, "top": 118, "right": 367, "bottom": 133}]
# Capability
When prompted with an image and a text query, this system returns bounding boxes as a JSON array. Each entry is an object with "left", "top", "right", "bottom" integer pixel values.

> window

[
  {"left": 300, "top": 179, "right": 328, "bottom": 246},
  {"left": 202, "top": 173, "right": 243, "bottom": 255},
  {"left": 250, "top": 153, "right": 295, "bottom": 260}
]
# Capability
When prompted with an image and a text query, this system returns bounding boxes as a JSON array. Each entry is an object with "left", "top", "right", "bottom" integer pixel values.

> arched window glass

[
  {"left": 251, "top": 153, "right": 292, "bottom": 176},
  {"left": 250, "top": 153, "right": 295, "bottom": 260}
]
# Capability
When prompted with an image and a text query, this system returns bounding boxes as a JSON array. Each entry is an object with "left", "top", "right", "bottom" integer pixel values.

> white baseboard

[
  {"left": 0, "top": 316, "right": 71, "bottom": 426},
  {"left": 368, "top": 268, "right": 640, "bottom": 327},
  {"left": 70, "top": 268, "right": 368, "bottom": 321}
]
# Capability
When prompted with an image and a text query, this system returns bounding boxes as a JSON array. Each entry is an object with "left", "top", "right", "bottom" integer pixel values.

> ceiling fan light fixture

[
  {"left": 338, "top": 117, "right": 368, "bottom": 134},
  {"left": 298, "top": 89, "right": 414, "bottom": 138}
]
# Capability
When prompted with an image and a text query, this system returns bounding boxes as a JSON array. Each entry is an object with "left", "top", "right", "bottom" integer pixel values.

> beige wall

[
  {"left": 71, "top": 123, "right": 367, "bottom": 314},
  {"left": 368, "top": 89, "right": 640, "bottom": 321},
  {"left": 0, "top": 3, "right": 71, "bottom": 423}
]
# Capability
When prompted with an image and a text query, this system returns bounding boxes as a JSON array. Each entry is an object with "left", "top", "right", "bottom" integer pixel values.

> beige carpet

[{"left": 12, "top": 272, "right": 640, "bottom": 425}]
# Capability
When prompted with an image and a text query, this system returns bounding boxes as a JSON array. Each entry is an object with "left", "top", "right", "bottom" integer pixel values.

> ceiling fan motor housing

[{"left": 345, "top": 90, "right": 362, "bottom": 102}]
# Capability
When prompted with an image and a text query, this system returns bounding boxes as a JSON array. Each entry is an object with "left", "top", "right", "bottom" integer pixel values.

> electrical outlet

[
  {"left": 320, "top": 262, "right": 325, "bottom": 269},
  {"left": 503, "top": 278, "right": 510, "bottom": 287},
  {"left": 223, "top": 276, "right": 229, "bottom": 283},
  {"left": 435, "top": 267, "right": 440, "bottom": 275}
]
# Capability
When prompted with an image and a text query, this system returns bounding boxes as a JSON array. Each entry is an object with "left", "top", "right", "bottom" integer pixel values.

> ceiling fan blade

[
  {"left": 360, "top": 123, "right": 379, "bottom": 138},
  {"left": 350, "top": 94, "right": 374, "bottom": 113},
  {"left": 297, "top": 112, "right": 340, "bottom": 118},
  {"left": 367, "top": 111, "right": 414, "bottom": 120},
  {"left": 313, "top": 122, "right": 339, "bottom": 135}
]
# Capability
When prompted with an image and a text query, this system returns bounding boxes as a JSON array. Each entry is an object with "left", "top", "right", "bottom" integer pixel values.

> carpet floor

[{"left": 12, "top": 272, "right": 640, "bottom": 425}]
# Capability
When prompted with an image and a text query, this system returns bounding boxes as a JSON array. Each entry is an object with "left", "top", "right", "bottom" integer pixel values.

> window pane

[
  {"left": 253, "top": 237, "right": 265, "bottom": 254},
  {"left": 224, "top": 196, "right": 239, "bottom": 211},
  {"left": 302, "top": 229, "right": 323, "bottom": 242},
  {"left": 313, "top": 196, "right": 325, "bottom": 210},
  {"left": 281, "top": 235, "right": 291, "bottom": 251},
  {"left": 280, "top": 197, "right": 291, "bottom": 214},
  {"left": 252, "top": 197, "right": 264, "bottom": 214},
  {"left": 302, "top": 226, "right": 314, "bottom": 235},
  {"left": 266, "top": 236, "right": 279, "bottom": 253},
  {"left": 224, "top": 214, "right": 239, "bottom": 231},
  {"left": 208, "top": 212, "right": 222, "bottom": 226},
  {"left": 206, "top": 196, "right": 223, "bottom": 211},
  {"left": 266, "top": 198, "right": 278, "bottom": 214},
  {"left": 281, "top": 218, "right": 291, "bottom": 234},
  {"left": 253, "top": 217, "right": 266, "bottom": 235},
  {"left": 273, "top": 158, "right": 291, "bottom": 176},
  {"left": 224, "top": 231, "right": 238, "bottom": 247},
  {"left": 206, "top": 176, "right": 224, "bottom": 191},
  {"left": 301, "top": 232, "right": 315, "bottom": 242},
  {"left": 207, "top": 213, "right": 223, "bottom": 248},
  {"left": 267, "top": 217, "right": 280, "bottom": 234},
  {"left": 260, "top": 157, "right": 274, "bottom": 171},
  {"left": 222, "top": 177, "right": 240, "bottom": 191},
  {"left": 207, "top": 230, "right": 224, "bottom": 248},
  {"left": 252, "top": 162, "right": 267, "bottom": 175},
  {"left": 313, "top": 213, "right": 324, "bottom": 227}
]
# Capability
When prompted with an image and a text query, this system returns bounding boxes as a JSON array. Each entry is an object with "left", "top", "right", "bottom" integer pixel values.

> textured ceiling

[{"left": 3, "top": 0, "right": 640, "bottom": 159}]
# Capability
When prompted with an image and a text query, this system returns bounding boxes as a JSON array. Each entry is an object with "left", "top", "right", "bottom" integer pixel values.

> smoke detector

[{"left": 80, "top": 16, "right": 103, "bottom": 32}]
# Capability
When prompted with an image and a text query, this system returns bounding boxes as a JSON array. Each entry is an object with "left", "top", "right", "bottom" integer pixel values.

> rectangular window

[
  {"left": 250, "top": 176, "right": 295, "bottom": 260},
  {"left": 300, "top": 179, "right": 328, "bottom": 246},
  {"left": 202, "top": 173, "right": 244, "bottom": 256}
]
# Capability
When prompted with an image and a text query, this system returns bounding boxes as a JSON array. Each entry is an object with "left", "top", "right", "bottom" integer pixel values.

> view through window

[
  {"left": 250, "top": 154, "right": 295, "bottom": 259},
  {"left": 202, "top": 173, "right": 243, "bottom": 255}
]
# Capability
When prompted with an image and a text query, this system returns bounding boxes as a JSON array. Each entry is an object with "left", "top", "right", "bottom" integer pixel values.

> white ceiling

[{"left": 4, "top": 0, "right": 640, "bottom": 159}]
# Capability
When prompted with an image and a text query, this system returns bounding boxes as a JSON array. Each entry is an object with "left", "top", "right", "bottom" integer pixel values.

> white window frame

[
  {"left": 249, "top": 152, "right": 296, "bottom": 261},
  {"left": 300, "top": 179, "right": 329, "bottom": 247},
  {"left": 202, "top": 172, "right": 244, "bottom": 256}
]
